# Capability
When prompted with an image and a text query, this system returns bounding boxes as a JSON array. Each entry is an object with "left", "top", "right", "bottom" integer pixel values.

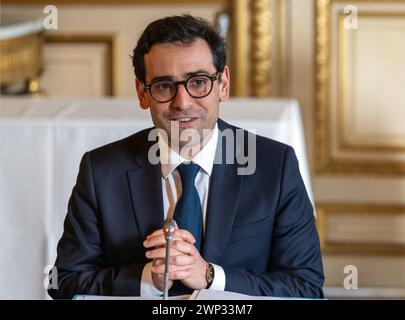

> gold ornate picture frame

[{"left": 315, "top": 0, "right": 405, "bottom": 175}]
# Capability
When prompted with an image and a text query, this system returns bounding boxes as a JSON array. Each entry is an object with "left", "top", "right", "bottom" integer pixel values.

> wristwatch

[{"left": 205, "top": 263, "right": 215, "bottom": 289}]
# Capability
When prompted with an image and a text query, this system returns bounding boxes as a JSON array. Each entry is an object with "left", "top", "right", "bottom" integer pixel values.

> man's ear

[
  {"left": 219, "top": 65, "right": 230, "bottom": 102},
  {"left": 135, "top": 79, "right": 150, "bottom": 109}
]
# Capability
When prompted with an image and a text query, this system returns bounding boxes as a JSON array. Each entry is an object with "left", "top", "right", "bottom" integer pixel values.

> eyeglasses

[{"left": 143, "top": 71, "right": 220, "bottom": 103}]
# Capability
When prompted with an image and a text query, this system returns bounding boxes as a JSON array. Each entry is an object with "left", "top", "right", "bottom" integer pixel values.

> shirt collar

[{"left": 158, "top": 122, "right": 219, "bottom": 179}]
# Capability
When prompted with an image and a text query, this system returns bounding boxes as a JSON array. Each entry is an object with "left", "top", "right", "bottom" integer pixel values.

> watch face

[{"left": 206, "top": 264, "right": 214, "bottom": 284}]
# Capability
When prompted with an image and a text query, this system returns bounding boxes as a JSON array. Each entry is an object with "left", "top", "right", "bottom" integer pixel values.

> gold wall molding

[
  {"left": 45, "top": 34, "right": 119, "bottom": 96},
  {"left": 317, "top": 203, "right": 405, "bottom": 255},
  {"left": 234, "top": 0, "right": 286, "bottom": 97},
  {"left": 250, "top": 0, "right": 272, "bottom": 97},
  {"left": 277, "top": 0, "right": 287, "bottom": 97},
  {"left": 0, "top": 33, "right": 43, "bottom": 85},
  {"left": 315, "top": 0, "right": 405, "bottom": 176},
  {"left": 231, "top": 0, "right": 249, "bottom": 97}
]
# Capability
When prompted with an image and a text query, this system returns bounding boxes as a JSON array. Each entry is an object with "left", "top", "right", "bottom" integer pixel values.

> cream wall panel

[
  {"left": 326, "top": 212, "right": 405, "bottom": 245},
  {"left": 314, "top": 176, "right": 405, "bottom": 204},
  {"left": 343, "top": 16, "right": 405, "bottom": 148},
  {"left": 323, "top": 255, "right": 405, "bottom": 287},
  {"left": 328, "top": 4, "right": 405, "bottom": 163},
  {"left": 41, "top": 43, "right": 108, "bottom": 97}
]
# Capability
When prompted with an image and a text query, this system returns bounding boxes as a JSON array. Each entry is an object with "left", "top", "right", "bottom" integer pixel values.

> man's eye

[
  {"left": 190, "top": 78, "right": 207, "bottom": 87},
  {"left": 154, "top": 82, "right": 172, "bottom": 91}
]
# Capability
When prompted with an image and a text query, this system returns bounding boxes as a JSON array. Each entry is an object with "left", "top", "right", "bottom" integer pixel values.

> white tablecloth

[{"left": 0, "top": 97, "right": 312, "bottom": 299}]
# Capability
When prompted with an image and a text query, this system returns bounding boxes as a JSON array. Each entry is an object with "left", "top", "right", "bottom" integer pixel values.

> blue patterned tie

[{"left": 173, "top": 162, "right": 203, "bottom": 251}]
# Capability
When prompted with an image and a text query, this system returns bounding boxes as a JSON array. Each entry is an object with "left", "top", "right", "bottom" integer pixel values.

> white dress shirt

[{"left": 140, "top": 123, "right": 226, "bottom": 296}]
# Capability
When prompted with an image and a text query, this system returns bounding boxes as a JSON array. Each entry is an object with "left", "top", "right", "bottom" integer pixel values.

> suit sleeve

[
  {"left": 48, "top": 152, "right": 146, "bottom": 299},
  {"left": 222, "top": 146, "right": 324, "bottom": 298}
]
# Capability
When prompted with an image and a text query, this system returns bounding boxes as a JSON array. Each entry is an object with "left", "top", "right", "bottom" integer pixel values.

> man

[{"left": 48, "top": 15, "right": 324, "bottom": 299}]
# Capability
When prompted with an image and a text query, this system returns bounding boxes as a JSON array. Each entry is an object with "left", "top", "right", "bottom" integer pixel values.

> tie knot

[{"left": 177, "top": 162, "right": 200, "bottom": 188}]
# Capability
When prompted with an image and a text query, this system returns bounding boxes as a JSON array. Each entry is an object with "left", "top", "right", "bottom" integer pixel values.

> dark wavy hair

[{"left": 132, "top": 14, "right": 227, "bottom": 83}]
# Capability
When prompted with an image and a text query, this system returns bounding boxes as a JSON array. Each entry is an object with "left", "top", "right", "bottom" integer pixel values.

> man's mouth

[
  {"left": 170, "top": 117, "right": 200, "bottom": 125},
  {"left": 171, "top": 117, "right": 194, "bottom": 122}
]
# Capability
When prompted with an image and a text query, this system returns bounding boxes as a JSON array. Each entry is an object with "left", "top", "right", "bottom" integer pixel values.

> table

[{"left": 0, "top": 97, "right": 312, "bottom": 299}]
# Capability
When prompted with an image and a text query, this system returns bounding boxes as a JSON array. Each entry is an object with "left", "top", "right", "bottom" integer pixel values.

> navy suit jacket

[{"left": 48, "top": 119, "right": 324, "bottom": 299}]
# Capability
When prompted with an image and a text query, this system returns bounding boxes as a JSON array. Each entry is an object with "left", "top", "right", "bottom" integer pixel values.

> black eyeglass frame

[{"left": 143, "top": 71, "right": 221, "bottom": 103}]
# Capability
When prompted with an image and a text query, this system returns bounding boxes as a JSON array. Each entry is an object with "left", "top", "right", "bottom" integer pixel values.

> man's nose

[{"left": 171, "top": 84, "right": 193, "bottom": 110}]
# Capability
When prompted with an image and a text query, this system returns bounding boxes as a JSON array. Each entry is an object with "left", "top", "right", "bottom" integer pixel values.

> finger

[
  {"left": 173, "top": 229, "right": 195, "bottom": 244},
  {"left": 169, "top": 269, "right": 193, "bottom": 280},
  {"left": 144, "top": 233, "right": 167, "bottom": 248},
  {"left": 171, "top": 239, "right": 197, "bottom": 256},
  {"left": 169, "top": 254, "right": 195, "bottom": 266},
  {"left": 151, "top": 255, "right": 195, "bottom": 272},
  {"left": 146, "top": 246, "right": 183, "bottom": 259},
  {"left": 146, "top": 229, "right": 164, "bottom": 239},
  {"left": 151, "top": 263, "right": 191, "bottom": 275},
  {"left": 152, "top": 258, "right": 165, "bottom": 266},
  {"left": 146, "top": 240, "right": 196, "bottom": 259},
  {"left": 144, "top": 231, "right": 194, "bottom": 248}
]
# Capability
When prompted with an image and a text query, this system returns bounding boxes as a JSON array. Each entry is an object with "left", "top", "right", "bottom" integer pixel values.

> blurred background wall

[{"left": 1, "top": 0, "right": 405, "bottom": 294}]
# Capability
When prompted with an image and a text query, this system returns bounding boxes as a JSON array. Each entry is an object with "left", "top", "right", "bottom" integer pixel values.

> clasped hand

[{"left": 143, "top": 227, "right": 208, "bottom": 292}]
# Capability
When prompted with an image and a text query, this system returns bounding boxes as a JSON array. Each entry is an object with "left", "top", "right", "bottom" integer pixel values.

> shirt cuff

[
  {"left": 208, "top": 263, "right": 226, "bottom": 291},
  {"left": 140, "top": 261, "right": 163, "bottom": 297}
]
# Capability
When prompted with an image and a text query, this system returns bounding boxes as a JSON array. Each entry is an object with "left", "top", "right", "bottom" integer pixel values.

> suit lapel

[
  {"left": 127, "top": 138, "right": 164, "bottom": 240},
  {"left": 202, "top": 119, "right": 244, "bottom": 262}
]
